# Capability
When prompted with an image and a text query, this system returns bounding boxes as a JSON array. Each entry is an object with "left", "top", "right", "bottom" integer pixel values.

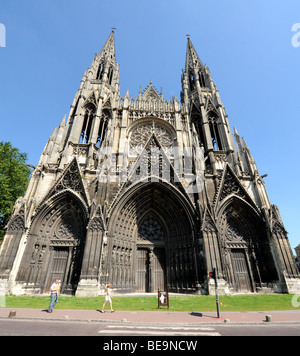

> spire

[
  {"left": 185, "top": 36, "right": 203, "bottom": 73},
  {"left": 98, "top": 29, "right": 116, "bottom": 63},
  {"left": 90, "top": 29, "right": 119, "bottom": 88}
]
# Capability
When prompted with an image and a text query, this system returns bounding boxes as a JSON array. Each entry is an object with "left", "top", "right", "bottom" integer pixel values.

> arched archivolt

[
  {"left": 16, "top": 189, "right": 89, "bottom": 295},
  {"left": 216, "top": 195, "right": 278, "bottom": 292},
  {"left": 216, "top": 194, "right": 260, "bottom": 220},
  {"left": 31, "top": 189, "right": 89, "bottom": 226},
  {"left": 109, "top": 179, "right": 196, "bottom": 227},
  {"left": 127, "top": 116, "right": 177, "bottom": 137},
  {"left": 103, "top": 181, "right": 201, "bottom": 292}
]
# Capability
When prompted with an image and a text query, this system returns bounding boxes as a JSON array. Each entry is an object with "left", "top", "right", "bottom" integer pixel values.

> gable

[
  {"left": 109, "top": 132, "right": 194, "bottom": 210},
  {"left": 40, "top": 158, "right": 90, "bottom": 207},
  {"left": 141, "top": 83, "right": 161, "bottom": 101},
  {"left": 213, "top": 164, "right": 258, "bottom": 213}
]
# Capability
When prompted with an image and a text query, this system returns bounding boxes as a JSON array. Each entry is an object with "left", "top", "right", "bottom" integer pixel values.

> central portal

[
  {"left": 136, "top": 247, "right": 166, "bottom": 292},
  {"left": 105, "top": 182, "right": 199, "bottom": 293}
]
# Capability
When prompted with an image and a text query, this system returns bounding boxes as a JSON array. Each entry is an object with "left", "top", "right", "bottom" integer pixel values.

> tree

[{"left": 0, "top": 142, "right": 31, "bottom": 243}]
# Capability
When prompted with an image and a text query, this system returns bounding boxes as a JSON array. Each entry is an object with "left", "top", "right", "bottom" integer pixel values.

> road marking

[
  {"left": 105, "top": 325, "right": 215, "bottom": 331},
  {"left": 98, "top": 325, "right": 221, "bottom": 336},
  {"left": 99, "top": 329, "right": 221, "bottom": 336}
]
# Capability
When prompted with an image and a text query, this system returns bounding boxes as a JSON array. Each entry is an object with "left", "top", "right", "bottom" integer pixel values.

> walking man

[{"left": 47, "top": 278, "right": 60, "bottom": 313}]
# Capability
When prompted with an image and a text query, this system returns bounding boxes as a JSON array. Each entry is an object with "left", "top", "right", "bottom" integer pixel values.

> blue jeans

[{"left": 48, "top": 293, "right": 58, "bottom": 312}]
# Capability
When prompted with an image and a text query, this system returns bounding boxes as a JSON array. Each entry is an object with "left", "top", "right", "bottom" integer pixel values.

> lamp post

[{"left": 209, "top": 267, "right": 220, "bottom": 318}]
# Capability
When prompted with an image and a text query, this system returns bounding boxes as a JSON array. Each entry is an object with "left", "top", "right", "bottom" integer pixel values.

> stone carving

[
  {"left": 219, "top": 172, "right": 244, "bottom": 202},
  {"left": 56, "top": 221, "right": 74, "bottom": 239},
  {"left": 226, "top": 224, "right": 244, "bottom": 242},
  {"left": 7, "top": 216, "right": 24, "bottom": 232}
]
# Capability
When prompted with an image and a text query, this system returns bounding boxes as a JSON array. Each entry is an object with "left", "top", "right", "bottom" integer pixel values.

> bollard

[
  {"left": 8, "top": 311, "right": 16, "bottom": 319},
  {"left": 265, "top": 315, "right": 272, "bottom": 323}
]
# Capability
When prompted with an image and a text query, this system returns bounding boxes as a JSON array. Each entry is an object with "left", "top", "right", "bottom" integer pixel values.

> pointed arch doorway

[
  {"left": 105, "top": 182, "right": 199, "bottom": 293},
  {"left": 218, "top": 197, "right": 278, "bottom": 294},
  {"left": 16, "top": 192, "right": 88, "bottom": 295}
]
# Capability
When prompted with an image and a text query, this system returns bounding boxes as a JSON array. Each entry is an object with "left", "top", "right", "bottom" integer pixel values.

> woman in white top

[{"left": 101, "top": 283, "right": 114, "bottom": 313}]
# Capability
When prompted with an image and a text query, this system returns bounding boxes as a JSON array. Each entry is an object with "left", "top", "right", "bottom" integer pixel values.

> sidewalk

[{"left": 1, "top": 308, "right": 300, "bottom": 325}]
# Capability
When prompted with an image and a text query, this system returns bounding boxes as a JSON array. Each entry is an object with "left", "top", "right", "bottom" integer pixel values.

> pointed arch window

[
  {"left": 80, "top": 103, "right": 96, "bottom": 144},
  {"left": 194, "top": 120, "right": 205, "bottom": 147},
  {"left": 208, "top": 115, "right": 223, "bottom": 151},
  {"left": 192, "top": 114, "right": 205, "bottom": 147},
  {"left": 96, "top": 109, "right": 110, "bottom": 148},
  {"left": 107, "top": 67, "right": 113, "bottom": 85},
  {"left": 188, "top": 67, "right": 196, "bottom": 91},
  {"left": 198, "top": 71, "right": 206, "bottom": 88},
  {"left": 96, "top": 63, "right": 104, "bottom": 80}
]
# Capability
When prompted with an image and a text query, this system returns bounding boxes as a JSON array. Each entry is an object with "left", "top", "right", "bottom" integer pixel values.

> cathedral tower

[{"left": 0, "top": 31, "right": 299, "bottom": 296}]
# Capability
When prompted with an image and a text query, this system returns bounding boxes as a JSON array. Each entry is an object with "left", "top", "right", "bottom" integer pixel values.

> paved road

[{"left": 1, "top": 319, "right": 300, "bottom": 337}]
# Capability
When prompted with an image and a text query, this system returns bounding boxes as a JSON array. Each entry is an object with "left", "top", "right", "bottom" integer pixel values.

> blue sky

[{"left": 0, "top": 0, "right": 299, "bottom": 250}]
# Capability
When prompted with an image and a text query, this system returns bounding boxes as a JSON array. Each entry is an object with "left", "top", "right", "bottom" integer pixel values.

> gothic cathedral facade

[{"left": 1, "top": 31, "right": 299, "bottom": 296}]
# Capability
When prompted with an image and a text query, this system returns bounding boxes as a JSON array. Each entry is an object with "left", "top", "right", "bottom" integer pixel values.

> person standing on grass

[
  {"left": 101, "top": 283, "right": 114, "bottom": 313},
  {"left": 47, "top": 278, "right": 60, "bottom": 313}
]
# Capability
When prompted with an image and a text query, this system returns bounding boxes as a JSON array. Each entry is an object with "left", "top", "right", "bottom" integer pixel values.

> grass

[{"left": 2, "top": 294, "right": 300, "bottom": 312}]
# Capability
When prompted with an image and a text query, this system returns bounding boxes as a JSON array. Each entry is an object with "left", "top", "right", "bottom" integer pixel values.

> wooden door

[
  {"left": 153, "top": 248, "right": 166, "bottom": 291},
  {"left": 231, "top": 249, "right": 252, "bottom": 292},
  {"left": 45, "top": 247, "right": 69, "bottom": 293},
  {"left": 136, "top": 249, "right": 149, "bottom": 292},
  {"left": 136, "top": 248, "right": 166, "bottom": 292}
]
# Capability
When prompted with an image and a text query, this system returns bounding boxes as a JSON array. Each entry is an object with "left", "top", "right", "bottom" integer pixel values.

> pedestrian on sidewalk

[
  {"left": 101, "top": 283, "right": 114, "bottom": 313},
  {"left": 47, "top": 278, "right": 61, "bottom": 313}
]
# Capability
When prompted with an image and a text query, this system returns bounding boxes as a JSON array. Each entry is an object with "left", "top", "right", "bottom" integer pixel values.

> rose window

[{"left": 129, "top": 123, "right": 174, "bottom": 157}]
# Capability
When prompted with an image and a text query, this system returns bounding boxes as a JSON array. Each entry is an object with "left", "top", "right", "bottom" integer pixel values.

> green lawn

[{"left": 3, "top": 294, "right": 300, "bottom": 312}]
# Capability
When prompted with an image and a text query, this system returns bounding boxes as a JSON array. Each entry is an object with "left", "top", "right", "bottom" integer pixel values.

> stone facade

[{"left": 1, "top": 31, "right": 299, "bottom": 296}]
